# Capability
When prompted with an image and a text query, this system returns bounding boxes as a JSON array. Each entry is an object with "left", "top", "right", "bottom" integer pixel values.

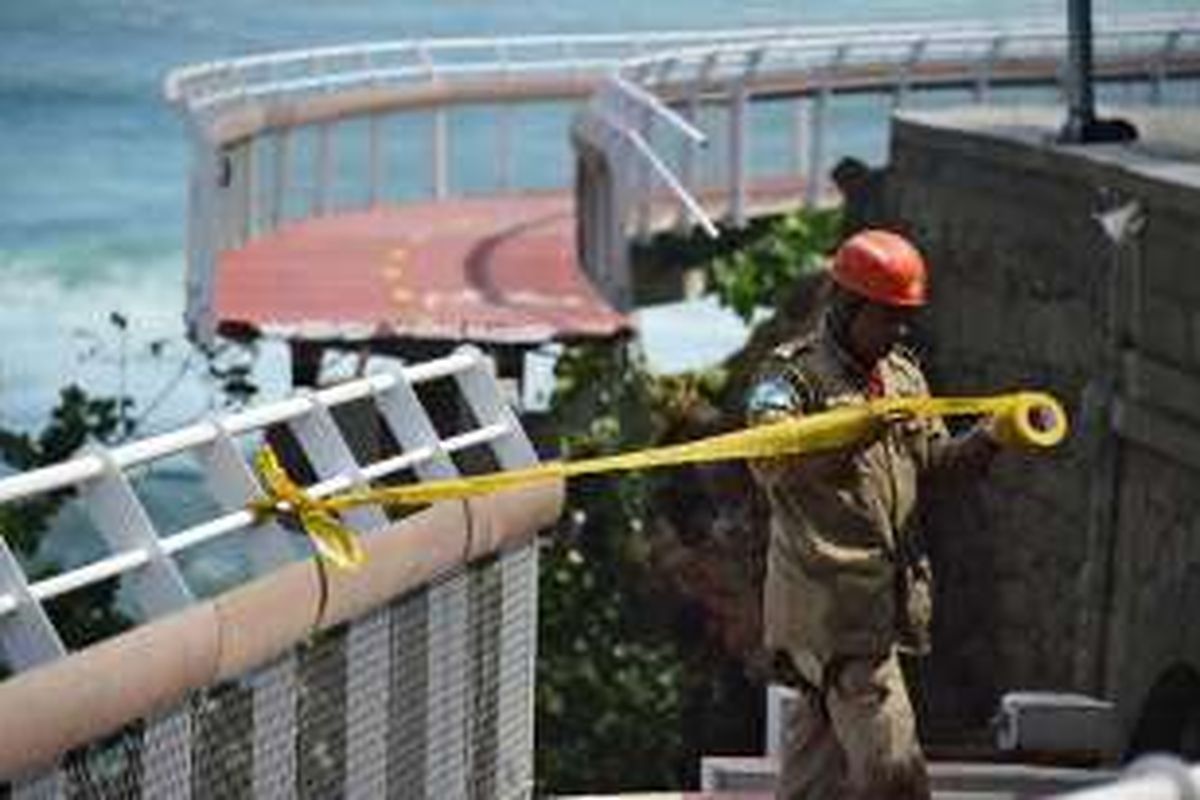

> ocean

[{"left": 1, "top": 0, "right": 1195, "bottom": 435}]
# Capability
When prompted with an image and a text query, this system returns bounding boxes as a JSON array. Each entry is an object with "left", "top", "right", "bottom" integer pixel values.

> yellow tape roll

[
  {"left": 250, "top": 390, "right": 1068, "bottom": 569},
  {"left": 985, "top": 392, "right": 1068, "bottom": 449},
  {"left": 867, "top": 391, "right": 1068, "bottom": 450}
]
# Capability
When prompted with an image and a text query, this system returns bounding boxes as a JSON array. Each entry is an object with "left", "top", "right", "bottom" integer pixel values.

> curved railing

[
  {"left": 164, "top": 13, "right": 1200, "bottom": 341},
  {"left": 165, "top": 13, "right": 1198, "bottom": 118}
]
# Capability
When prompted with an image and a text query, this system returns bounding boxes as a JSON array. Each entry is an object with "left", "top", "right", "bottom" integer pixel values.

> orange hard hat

[{"left": 830, "top": 229, "right": 927, "bottom": 307}]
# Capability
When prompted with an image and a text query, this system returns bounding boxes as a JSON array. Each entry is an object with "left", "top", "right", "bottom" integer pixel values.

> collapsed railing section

[
  {"left": 568, "top": 16, "right": 1200, "bottom": 304},
  {"left": 0, "top": 347, "right": 559, "bottom": 797}
]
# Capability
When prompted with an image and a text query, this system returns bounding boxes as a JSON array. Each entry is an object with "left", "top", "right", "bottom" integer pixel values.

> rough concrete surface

[{"left": 883, "top": 104, "right": 1200, "bottom": 755}]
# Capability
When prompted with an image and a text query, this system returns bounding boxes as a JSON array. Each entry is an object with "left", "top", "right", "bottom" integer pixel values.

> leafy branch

[{"left": 709, "top": 208, "right": 842, "bottom": 323}]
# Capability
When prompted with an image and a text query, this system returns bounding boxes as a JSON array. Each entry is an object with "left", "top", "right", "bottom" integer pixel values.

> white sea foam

[
  {"left": 0, "top": 246, "right": 290, "bottom": 435},
  {"left": 2, "top": 250, "right": 181, "bottom": 424}
]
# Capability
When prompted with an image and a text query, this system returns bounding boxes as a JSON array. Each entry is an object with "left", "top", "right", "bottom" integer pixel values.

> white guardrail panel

[{"left": 0, "top": 346, "right": 534, "bottom": 676}]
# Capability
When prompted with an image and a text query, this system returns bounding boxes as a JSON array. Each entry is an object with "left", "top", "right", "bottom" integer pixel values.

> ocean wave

[
  {"left": 0, "top": 239, "right": 184, "bottom": 291},
  {"left": 0, "top": 241, "right": 296, "bottom": 437}
]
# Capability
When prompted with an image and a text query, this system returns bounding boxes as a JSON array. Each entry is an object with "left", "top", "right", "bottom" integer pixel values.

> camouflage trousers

[{"left": 776, "top": 649, "right": 930, "bottom": 800}]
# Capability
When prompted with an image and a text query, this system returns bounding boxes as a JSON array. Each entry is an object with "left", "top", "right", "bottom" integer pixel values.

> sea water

[{"left": 1, "top": 0, "right": 1195, "bottom": 434}]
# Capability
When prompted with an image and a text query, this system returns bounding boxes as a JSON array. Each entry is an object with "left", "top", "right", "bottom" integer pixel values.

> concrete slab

[{"left": 698, "top": 755, "right": 1116, "bottom": 797}]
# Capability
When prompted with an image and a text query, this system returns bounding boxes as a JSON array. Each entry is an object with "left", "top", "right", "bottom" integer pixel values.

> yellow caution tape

[
  {"left": 252, "top": 446, "right": 366, "bottom": 570},
  {"left": 249, "top": 391, "right": 1067, "bottom": 570}
]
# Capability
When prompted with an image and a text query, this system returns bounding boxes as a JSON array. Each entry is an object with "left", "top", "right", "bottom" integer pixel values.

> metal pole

[
  {"left": 1061, "top": 0, "right": 1095, "bottom": 141},
  {"left": 1059, "top": 0, "right": 1137, "bottom": 144}
]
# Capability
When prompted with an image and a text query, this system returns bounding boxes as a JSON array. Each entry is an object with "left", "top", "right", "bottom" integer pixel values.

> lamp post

[{"left": 1059, "top": 0, "right": 1138, "bottom": 144}]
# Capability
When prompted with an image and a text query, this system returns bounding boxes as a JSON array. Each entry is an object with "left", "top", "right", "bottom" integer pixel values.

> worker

[{"left": 746, "top": 229, "right": 1004, "bottom": 799}]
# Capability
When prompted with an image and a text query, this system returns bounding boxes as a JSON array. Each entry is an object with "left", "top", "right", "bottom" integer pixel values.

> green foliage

[
  {"left": 537, "top": 344, "right": 729, "bottom": 792},
  {"left": 200, "top": 335, "right": 261, "bottom": 407},
  {"left": 630, "top": 215, "right": 777, "bottom": 275},
  {"left": 0, "top": 385, "right": 137, "bottom": 674},
  {"left": 538, "top": 535, "right": 684, "bottom": 791},
  {"left": 0, "top": 386, "right": 125, "bottom": 557},
  {"left": 0, "top": 323, "right": 256, "bottom": 681},
  {"left": 538, "top": 208, "right": 846, "bottom": 791},
  {"left": 709, "top": 208, "right": 842, "bottom": 322},
  {"left": 0, "top": 312, "right": 235, "bottom": 673}
]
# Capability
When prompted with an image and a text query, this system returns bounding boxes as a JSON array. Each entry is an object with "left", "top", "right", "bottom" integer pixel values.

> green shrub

[{"left": 709, "top": 209, "right": 842, "bottom": 323}]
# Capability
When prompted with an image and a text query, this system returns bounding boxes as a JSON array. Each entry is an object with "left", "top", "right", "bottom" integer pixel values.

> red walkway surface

[{"left": 216, "top": 193, "right": 630, "bottom": 344}]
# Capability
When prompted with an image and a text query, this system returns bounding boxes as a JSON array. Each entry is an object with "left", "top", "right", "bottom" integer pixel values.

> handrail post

[
  {"left": 184, "top": 122, "right": 219, "bottom": 345},
  {"left": 314, "top": 121, "right": 334, "bottom": 216},
  {"left": 236, "top": 141, "right": 256, "bottom": 244},
  {"left": 805, "top": 44, "right": 846, "bottom": 208},
  {"left": 791, "top": 97, "right": 809, "bottom": 182},
  {"left": 374, "top": 373, "right": 460, "bottom": 481},
  {"left": 805, "top": 89, "right": 830, "bottom": 208},
  {"left": 80, "top": 447, "right": 194, "bottom": 617},
  {"left": 676, "top": 70, "right": 702, "bottom": 231},
  {"left": 452, "top": 346, "right": 537, "bottom": 469},
  {"left": 196, "top": 418, "right": 297, "bottom": 573},
  {"left": 1151, "top": 29, "right": 1182, "bottom": 104},
  {"left": 635, "top": 101, "right": 654, "bottom": 241},
  {"left": 433, "top": 110, "right": 449, "bottom": 199},
  {"left": 416, "top": 42, "right": 450, "bottom": 200},
  {"left": 496, "top": 43, "right": 514, "bottom": 192},
  {"left": 728, "top": 47, "right": 764, "bottom": 227},
  {"left": 677, "top": 51, "right": 719, "bottom": 230},
  {"left": 288, "top": 392, "right": 389, "bottom": 533},
  {"left": 270, "top": 129, "right": 290, "bottom": 230},
  {"left": 0, "top": 537, "right": 66, "bottom": 671},
  {"left": 974, "top": 35, "right": 1007, "bottom": 102},
  {"left": 728, "top": 78, "right": 749, "bottom": 227},
  {"left": 368, "top": 113, "right": 385, "bottom": 208},
  {"left": 895, "top": 37, "right": 928, "bottom": 107}
]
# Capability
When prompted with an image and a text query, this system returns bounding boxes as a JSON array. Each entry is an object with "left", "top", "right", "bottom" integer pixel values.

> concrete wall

[{"left": 882, "top": 106, "right": 1200, "bottom": 752}]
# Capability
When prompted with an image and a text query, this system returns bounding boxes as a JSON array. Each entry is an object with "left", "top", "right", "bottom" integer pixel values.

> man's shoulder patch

[{"left": 757, "top": 335, "right": 826, "bottom": 413}]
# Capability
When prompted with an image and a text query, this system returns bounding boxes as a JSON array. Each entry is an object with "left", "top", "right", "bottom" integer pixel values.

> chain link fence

[{"left": 0, "top": 542, "right": 537, "bottom": 800}]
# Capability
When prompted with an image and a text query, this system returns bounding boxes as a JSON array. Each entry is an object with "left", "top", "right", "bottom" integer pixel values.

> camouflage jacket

[{"left": 748, "top": 328, "right": 993, "bottom": 679}]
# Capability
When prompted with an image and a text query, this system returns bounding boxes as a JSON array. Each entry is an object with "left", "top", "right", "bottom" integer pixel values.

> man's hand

[
  {"left": 878, "top": 408, "right": 917, "bottom": 427},
  {"left": 866, "top": 407, "right": 917, "bottom": 444}
]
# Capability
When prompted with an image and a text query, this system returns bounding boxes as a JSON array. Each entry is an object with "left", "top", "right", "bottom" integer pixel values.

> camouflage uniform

[{"left": 748, "top": 326, "right": 994, "bottom": 800}]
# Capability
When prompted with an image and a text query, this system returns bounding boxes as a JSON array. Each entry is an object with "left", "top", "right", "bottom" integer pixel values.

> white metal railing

[
  {"left": 164, "top": 13, "right": 1200, "bottom": 342},
  {"left": 616, "top": 17, "right": 1200, "bottom": 217},
  {"left": 164, "top": 13, "right": 1198, "bottom": 114},
  {"left": 0, "top": 346, "right": 536, "bottom": 675}
]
